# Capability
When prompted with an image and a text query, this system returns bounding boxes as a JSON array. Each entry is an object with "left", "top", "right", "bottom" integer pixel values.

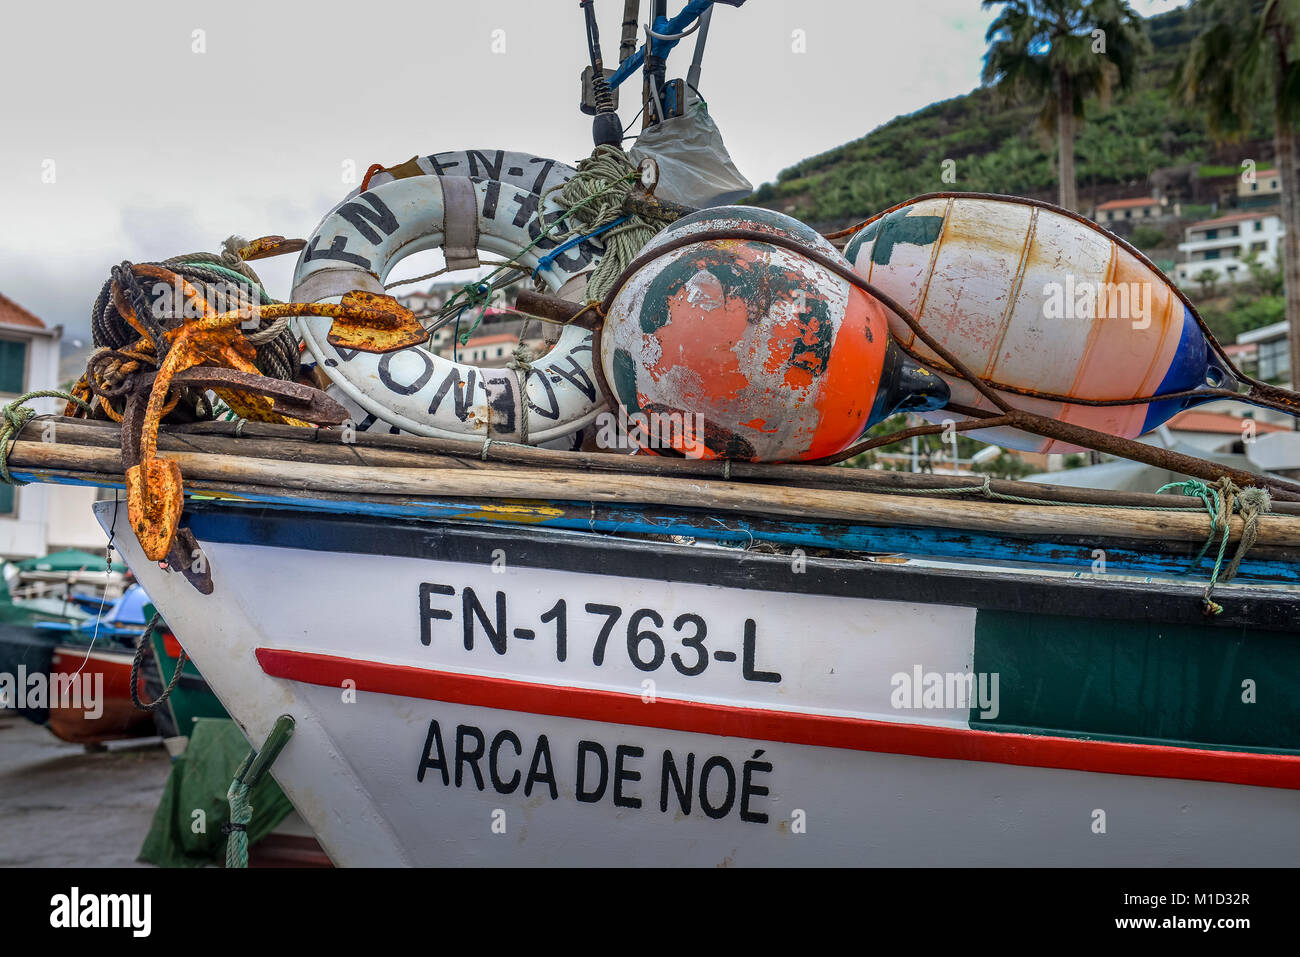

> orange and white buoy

[
  {"left": 599, "top": 206, "right": 947, "bottom": 461},
  {"left": 845, "top": 194, "right": 1233, "bottom": 453}
]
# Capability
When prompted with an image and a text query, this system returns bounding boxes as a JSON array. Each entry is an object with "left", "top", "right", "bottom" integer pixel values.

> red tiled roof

[
  {"left": 1096, "top": 197, "right": 1160, "bottom": 210},
  {"left": 462, "top": 333, "right": 520, "bottom": 347},
  {"left": 0, "top": 293, "right": 47, "bottom": 329},
  {"left": 1188, "top": 211, "right": 1276, "bottom": 229},
  {"left": 1166, "top": 410, "right": 1288, "bottom": 435}
]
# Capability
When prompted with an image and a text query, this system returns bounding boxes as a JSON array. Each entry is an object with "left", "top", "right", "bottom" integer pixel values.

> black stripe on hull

[{"left": 179, "top": 505, "right": 1300, "bottom": 633}]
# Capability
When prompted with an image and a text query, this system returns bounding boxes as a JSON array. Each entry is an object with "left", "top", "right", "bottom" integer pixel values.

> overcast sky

[{"left": 0, "top": 0, "right": 1185, "bottom": 347}]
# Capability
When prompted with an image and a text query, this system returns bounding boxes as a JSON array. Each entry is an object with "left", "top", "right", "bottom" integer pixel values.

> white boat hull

[{"left": 95, "top": 501, "right": 1300, "bottom": 866}]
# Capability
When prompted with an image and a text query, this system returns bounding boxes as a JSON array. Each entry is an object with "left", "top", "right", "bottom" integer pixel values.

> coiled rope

[
  {"left": 542, "top": 144, "right": 660, "bottom": 300},
  {"left": 91, "top": 236, "right": 299, "bottom": 383}
]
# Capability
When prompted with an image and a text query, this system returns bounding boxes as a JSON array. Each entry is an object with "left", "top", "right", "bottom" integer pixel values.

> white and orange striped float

[{"left": 844, "top": 195, "right": 1231, "bottom": 453}]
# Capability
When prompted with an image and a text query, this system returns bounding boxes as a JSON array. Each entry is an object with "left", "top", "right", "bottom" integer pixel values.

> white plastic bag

[{"left": 630, "top": 97, "right": 753, "bottom": 208}]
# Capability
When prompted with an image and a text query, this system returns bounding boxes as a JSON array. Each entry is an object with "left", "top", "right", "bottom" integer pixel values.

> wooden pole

[
  {"left": 10, "top": 437, "right": 1298, "bottom": 549},
  {"left": 39, "top": 417, "right": 1300, "bottom": 514}
]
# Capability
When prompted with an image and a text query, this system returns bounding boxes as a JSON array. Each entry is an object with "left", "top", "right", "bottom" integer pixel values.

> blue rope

[{"left": 532, "top": 216, "right": 631, "bottom": 279}]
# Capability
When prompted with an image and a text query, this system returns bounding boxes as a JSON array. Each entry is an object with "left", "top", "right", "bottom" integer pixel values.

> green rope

[
  {"left": 1155, "top": 477, "right": 1269, "bottom": 616},
  {"left": 224, "top": 752, "right": 256, "bottom": 869},
  {"left": 225, "top": 714, "right": 295, "bottom": 869},
  {"left": 881, "top": 475, "right": 1202, "bottom": 511},
  {"left": 881, "top": 474, "right": 1270, "bottom": 614},
  {"left": 169, "top": 259, "right": 270, "bottom": 298},
  {"left": 543, "top": 144, "right": 660, "bottom": 300},
  {"left": 0, "top": 391, "right": 92, "bottom": 485},
  {"left": 165, "top": 236, "right": 264, "bottom": 286}
]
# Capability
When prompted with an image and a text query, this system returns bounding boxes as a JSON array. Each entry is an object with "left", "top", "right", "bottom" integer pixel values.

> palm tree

[
  {"left": 1181, "top": 0, "right": 1300, "bottom": 399},
  {"left": 982, "top": 0, "right": 1147, "bottom": 211}
]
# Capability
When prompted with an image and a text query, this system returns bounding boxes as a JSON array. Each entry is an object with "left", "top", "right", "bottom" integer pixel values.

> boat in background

[
  {"left": 9, "top": 584, "right": 155, "bottom": 742},
  {"left": 45, "top": 642, "right": 153, "bottom": 747},
  {"left": 0, "top": 550, "right": 127, "bottom": 725},
  {"left": 4, "top": 548, "right": 126, "bottom": 623}
]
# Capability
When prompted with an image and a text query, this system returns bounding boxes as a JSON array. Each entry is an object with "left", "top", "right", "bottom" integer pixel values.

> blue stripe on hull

[{"left": 32, "top": 470, "right": 1298, "bottom": 587}]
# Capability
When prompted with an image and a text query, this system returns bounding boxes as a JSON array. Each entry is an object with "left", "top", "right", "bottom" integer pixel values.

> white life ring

[{"left": 292, "top": 150, "right": 607, "bottom": 443}]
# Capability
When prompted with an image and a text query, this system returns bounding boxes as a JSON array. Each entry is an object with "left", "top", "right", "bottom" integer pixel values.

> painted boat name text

[{"left": 417, "top": 718, "right": 775, "bottom": 823}]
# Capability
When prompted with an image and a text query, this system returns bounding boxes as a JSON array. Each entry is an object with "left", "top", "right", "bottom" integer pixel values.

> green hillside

[{"left": 751, "top": 1, "right": 1274, "bottom": 230}]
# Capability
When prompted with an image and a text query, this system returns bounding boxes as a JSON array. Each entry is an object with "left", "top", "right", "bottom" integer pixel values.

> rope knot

[
  {"left": 1156, "top": 476, "right": 1271, "bottom": 613},
  {"left": 1237, "top": 486, "right": 1271, "bottom": 517},
  {"left": 507, "top": 344, "right": 534, "bottom": 373},
  {"left": 545, "top": 144, "right": 661, "bottom": 300},
  {"left": 0, "top": 391, "right": 92, "bottom": 486},
  {"left": 220, "top": 235, "right": 250, "bottom": 268},
  {"left": 1, "top": 402, "right": 34, "bottom": 436}
]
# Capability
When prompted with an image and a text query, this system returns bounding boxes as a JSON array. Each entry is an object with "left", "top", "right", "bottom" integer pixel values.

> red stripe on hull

[{"left": 255, "top": 648, "right": 1300, "bottom": 791}]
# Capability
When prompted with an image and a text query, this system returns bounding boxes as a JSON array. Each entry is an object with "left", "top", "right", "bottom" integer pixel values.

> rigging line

[{"left": 68, "top": 491, "right": 120, "bottom": 680}]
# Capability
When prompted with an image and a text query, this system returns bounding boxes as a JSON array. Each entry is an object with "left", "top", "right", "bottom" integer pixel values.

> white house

[
  {"left": 1093, "top": 196, "right": 1171, "bottom": 225},
  {"left": 0, "top": 294, "right": 107, "bottom": 560},
  {"left": 1237, "top": 319, "right": 1291, "bottom": 387},
  {"left": 1174, "top": 211, "right": 1284, "bottom": 286},
  {"left": 1238, "top": 168, "right": 1282, "bottom": 202}
]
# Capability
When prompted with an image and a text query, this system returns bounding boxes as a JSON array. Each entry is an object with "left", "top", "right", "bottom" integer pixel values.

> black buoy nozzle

[
  {"left": 866, "top": 339, "right": 950, "bottom": 428},
  {"left": 593, "top": 110, "right": 624, "bottom": 148}
]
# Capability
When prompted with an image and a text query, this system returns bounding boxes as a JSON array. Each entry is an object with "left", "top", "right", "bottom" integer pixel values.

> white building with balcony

[
  {"left": 1238, "top": 319, "right": 1291, "bottom": 388},
  {"left": 1174, "top": 211, "right": 1284, "bottom": 287}
]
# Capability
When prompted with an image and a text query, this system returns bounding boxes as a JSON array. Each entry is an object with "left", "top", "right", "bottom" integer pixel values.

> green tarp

[
  {"left": 138, "top": 718, "right": 294, "bottom": 868},
  {"left": 14, "top": 549, "right": 126, "bottom": 574}
]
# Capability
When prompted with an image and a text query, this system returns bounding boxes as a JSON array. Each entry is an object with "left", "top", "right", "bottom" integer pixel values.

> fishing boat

[
  {"left": 5, "top": 548, "right": 126, "bottom": 617},
  {"left": 10, "top": 0, "right": 1300, "bottom": 866},
  {"left": 6, "top": 415, "right": 1297, "bottom": 865},
  {"left": 44, "top": 642, "right": 153, "bottom": 747},
  {"left": 1, "top": 581, "right": 212, "bottom": 746},
  {"left": 16, "top": 584, "right": 157, "bottom": 743},
  {"left": 0, "top": 549, "right": 127, "bottom": 725}
]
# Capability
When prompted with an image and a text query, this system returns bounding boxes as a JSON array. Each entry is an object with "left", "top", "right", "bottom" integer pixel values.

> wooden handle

[{"left": 514, "top": 290, "right": 599, "bottom": 328}]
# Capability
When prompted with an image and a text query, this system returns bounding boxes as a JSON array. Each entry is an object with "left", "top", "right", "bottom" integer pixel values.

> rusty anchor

[{"left": 90, "top": 263, "right": 423, "bottom": 570}]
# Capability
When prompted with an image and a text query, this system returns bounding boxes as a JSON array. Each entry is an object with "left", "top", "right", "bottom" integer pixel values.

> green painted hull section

[
  {"left": 149, "top": 626, "right": 227, "bottom": 734},
  {"left": 972, "top": 609, "right": 1300, "bottom": 755}
]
